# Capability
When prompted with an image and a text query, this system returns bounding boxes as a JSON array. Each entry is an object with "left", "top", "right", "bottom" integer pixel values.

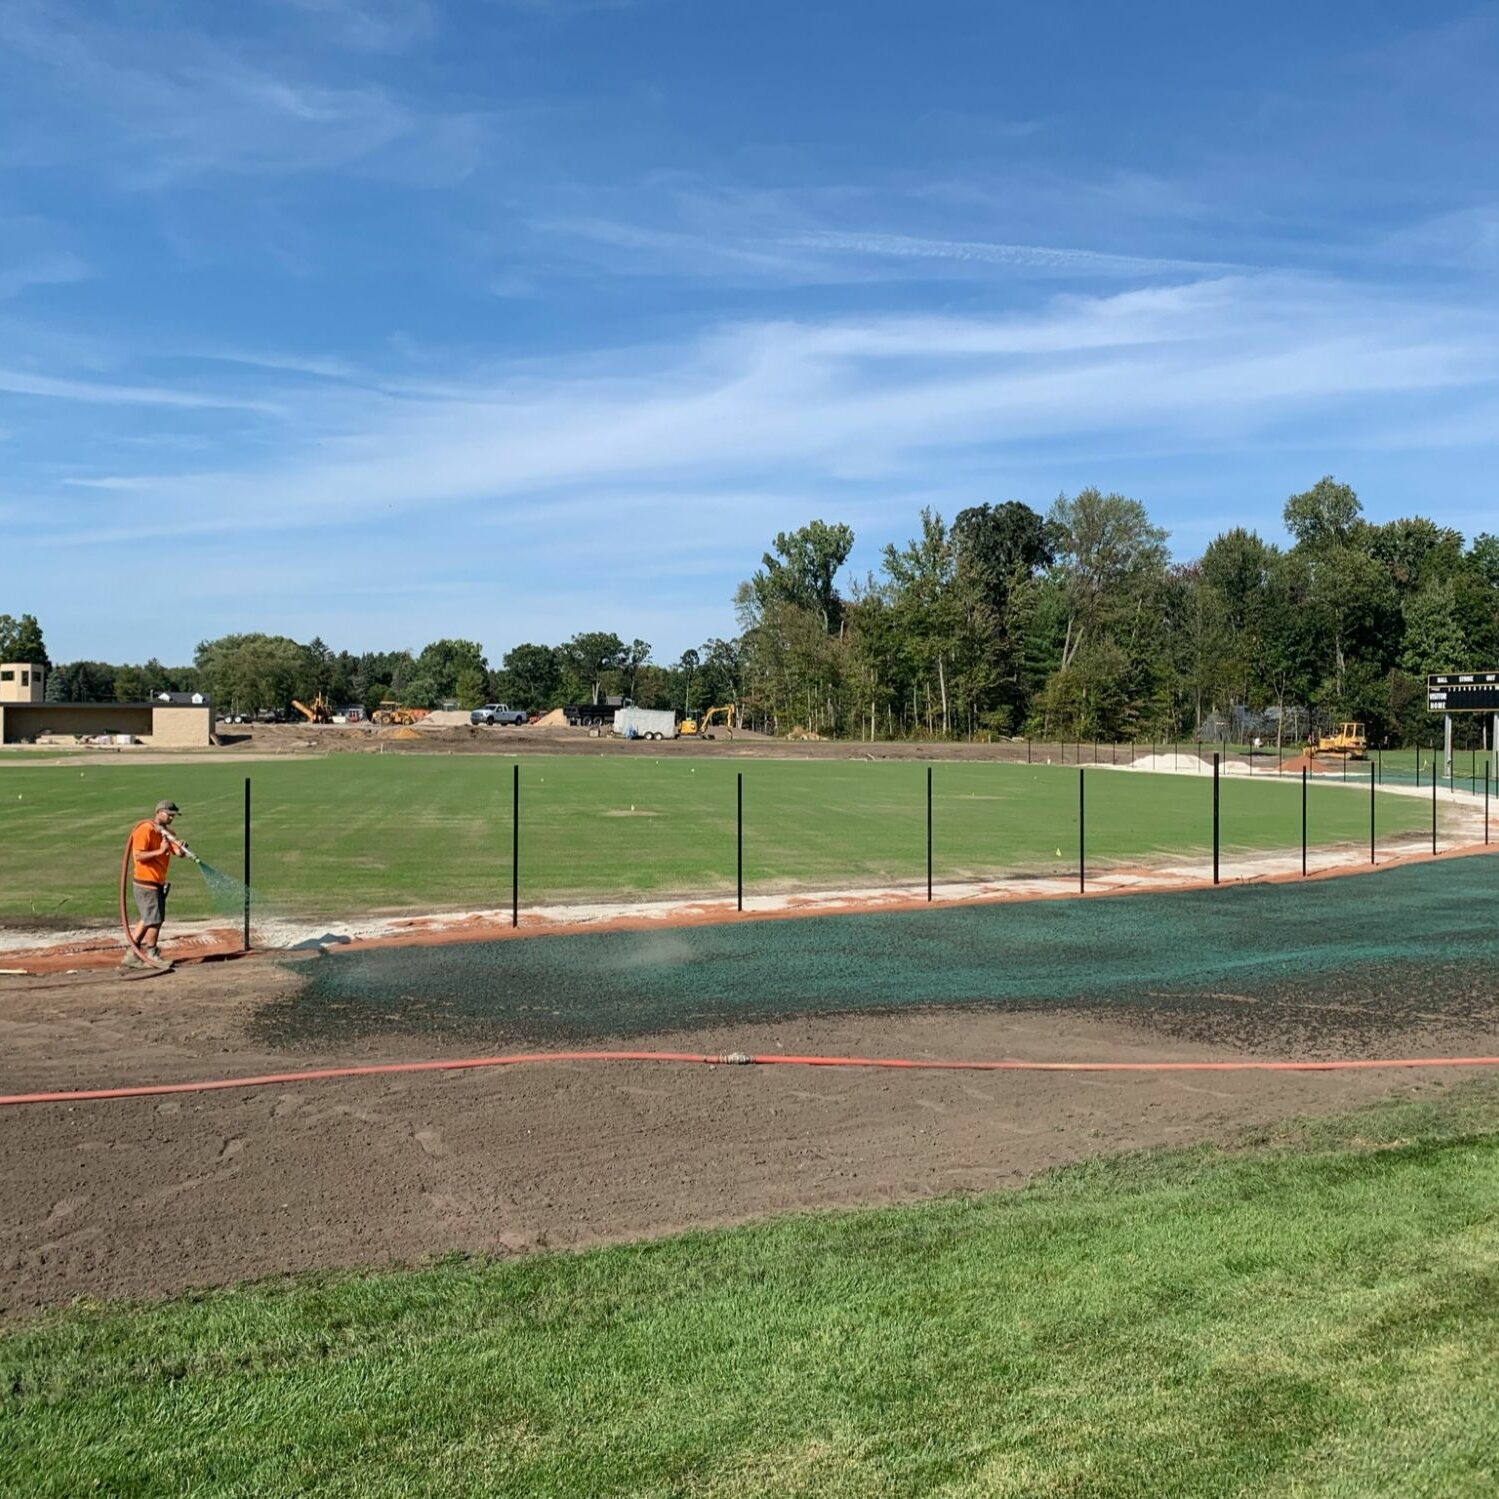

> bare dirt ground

[
  {"left": 0, "top": 721, "right": 1180, "bottom": 763},
  {"left": 2, "top": 953, "right": 1490, "bottom": 1318}
]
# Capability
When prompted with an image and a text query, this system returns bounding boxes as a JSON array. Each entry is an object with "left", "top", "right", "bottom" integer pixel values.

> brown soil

[{"left": 1, "top": 956, "right": 1487, "bottom": 1318}]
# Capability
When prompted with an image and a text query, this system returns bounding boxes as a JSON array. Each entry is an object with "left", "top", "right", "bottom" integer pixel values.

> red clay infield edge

[{"left": 5, "top": 838, "right": 1495, "bottom": 976}]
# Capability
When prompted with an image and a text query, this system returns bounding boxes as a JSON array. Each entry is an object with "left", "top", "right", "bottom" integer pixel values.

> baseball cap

[{"left": 155, "top": 800, "right": 181, "bottom": 813}]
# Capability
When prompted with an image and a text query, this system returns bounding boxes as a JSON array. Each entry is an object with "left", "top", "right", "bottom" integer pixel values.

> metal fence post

[
  {"left": 737, "top": 771, "right": 743, "bottom": 912},
  {"left": 1369, "top": 761, "right": 1376, "bottom": 865},
  {"left": 1301, "top": 767, "right": 1307, "bottom": 877},
  {"left": 1078, "top": 768, "right": 1086, "bottom": 894},
  {"left": 1212, "top": 752, "right": 1220, "bottom": 885},
  {"left": 1487, "top": 765, "right": 1491, "bottom": 847},
  {"left": 242, "top": 776, "right": 251, "bottom": 951},
  {"left": 926, "top": 765, "right": 933, "bottom": 902},
  {"left": 511, "top": 762, "right": 519, "bottom": 927},
  {"left": 1432, "top": 749, "right": 1438, "bottom": 856}
]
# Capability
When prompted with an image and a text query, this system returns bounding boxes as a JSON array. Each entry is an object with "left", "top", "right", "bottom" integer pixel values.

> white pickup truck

[{"left": 470, "top": 704, "right": 528, "bottom": 726}]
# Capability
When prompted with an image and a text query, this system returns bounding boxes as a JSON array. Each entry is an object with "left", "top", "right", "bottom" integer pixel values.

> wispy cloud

[
  {"left": 266, "top": 0, "right": 437, "bottom": 53},
  {"left": 0, "top": 250, "right": 88, "bottom": 300},
  {"left": 0, "top": 368, "right": 280, "bottom": 411},
  {"left": 21, "top": 272, "right": 1499, "bottom": 554},
  {"left": 0, "top": 0, "right": 491, "bottom": 186},
  {"left": 784, "top": 231, "right": 1247, "bottom": 279}
]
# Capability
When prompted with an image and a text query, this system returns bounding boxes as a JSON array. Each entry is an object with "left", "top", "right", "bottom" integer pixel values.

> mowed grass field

[
  {"left": 3, "top": 1082, "right": 1495, "bottom": 1497},
  {"left": 0, "top": 754, "right": 1429, "bottom": 923}
]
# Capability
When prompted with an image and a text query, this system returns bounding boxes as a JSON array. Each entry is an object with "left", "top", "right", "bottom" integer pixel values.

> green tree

[
  {"left": 494, "top": 643, "right": 561, "bottom": 709},
  {"left": 1283, "top": 476, "right": 1363, "bottom": 551},
  {"left": 453, "top": 665, "right": 489, "bottom": 710},
  {"left": 0, "top": 613, "right": 48, "bottom": 666},
  {"left": 1399, "top": 582, "right": 1468, "bottom": 676},
  {"left": 194, "top": 634, "right": 305, "bottom": 715},
  {"left": 746, "top": 520, "right": 855, "bottom": 634},
  {"left": 557, "top": 632, "right": 627, "bottom": 704},
  {"left": 414, "top": 639, "right": 488, "bottom": 702}
]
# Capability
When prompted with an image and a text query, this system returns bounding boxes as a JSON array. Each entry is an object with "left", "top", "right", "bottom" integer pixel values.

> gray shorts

[{"left": 133, "top": 881, "right": 168, "bottom": 926}]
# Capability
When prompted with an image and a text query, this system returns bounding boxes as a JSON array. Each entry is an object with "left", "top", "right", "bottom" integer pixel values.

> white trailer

[{"left": 613, "top": 706, "right": 679, "bottom": 740}]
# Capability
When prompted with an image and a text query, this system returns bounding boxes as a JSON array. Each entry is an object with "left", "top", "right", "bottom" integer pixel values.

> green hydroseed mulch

[
  {"left": 0, "top": 754, "right": 1428, "bottom": 922},
  {"left": 272, "top": 853, "right": 1499, "bottom": 1047},
  {"left": 3, "top": 1082, "right": 1496, "bottom": 1497}
]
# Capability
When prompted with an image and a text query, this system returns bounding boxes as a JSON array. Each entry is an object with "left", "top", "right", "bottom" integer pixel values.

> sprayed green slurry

[
  {"left": 0, "top": 756, "right": 1426, "bottom": 922},
  {"left": 268, "top": 855, "right": 1499, "bottom": 1046}
]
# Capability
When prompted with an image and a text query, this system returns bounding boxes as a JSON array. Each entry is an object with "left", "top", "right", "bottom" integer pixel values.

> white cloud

[
  {"left": 0, "top": 0, "right": 491, "bottom": 186},
  {"left": 0, "top": 250, "right": 88, "bottom": 300},
  {"left": 783, "top": 230, "right": 1247, "bottom": 279},
  {"left": 0, "top": 368, "right": 281, "bottom": 412},
  {"left": 20, "top": 272, "right": 1499, "bottom": 557}
]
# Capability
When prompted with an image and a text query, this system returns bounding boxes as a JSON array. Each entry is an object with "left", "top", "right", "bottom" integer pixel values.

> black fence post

[
  {"left": 1487, "top": 766, "right": 1491, "bottom": 847},
  {"left": 511, "top": 762, "right": 519, "bottom": 928},
  {"left": 1027, "top": 738, "right": 1032, "bottom": 765},
  {"left": 1212, "top": 752, "right": 1221, "bottom": 885},
  {"left": 1301, "top": 767, "right": 1307, "bottom": 878},
  {"left": 1078, "top": 768, "right": 1086, "bottom": 894},
  {"left": 926, "top": 765, "right": 933, "bottom": 902},
  {"left": 242, "top": 776, "right": 251, "bottom": 951},
  {"left": 1432, "top": 749, "right": 1438, "bottom": 857},
  {"left": 1369, "top": 761, "right": 1376, "bottom": 865},
  {"left": 737, "top": 772, "right": 743, "bottom": 912}
]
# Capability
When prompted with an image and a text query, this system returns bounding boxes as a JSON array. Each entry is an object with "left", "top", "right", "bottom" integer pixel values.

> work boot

[
  {"left": 119, "top": 950, "right": 145, "bottom": 970},
  {"left": 147, "top": 947, "right": 174, "bottom": 971}
]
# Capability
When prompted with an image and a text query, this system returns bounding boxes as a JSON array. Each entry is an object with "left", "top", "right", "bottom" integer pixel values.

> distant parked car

[{"left": 471, "top": 704, "right": 528, "bottom": 726}]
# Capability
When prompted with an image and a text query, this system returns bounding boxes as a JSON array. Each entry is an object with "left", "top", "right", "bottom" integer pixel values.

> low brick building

[{"left": 0, "top": 665, "right": 214, "bottom": 747}]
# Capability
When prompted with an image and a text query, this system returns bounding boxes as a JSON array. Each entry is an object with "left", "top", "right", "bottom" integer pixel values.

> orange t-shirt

[{"left": 130, "top": 821, "right": 174, "bottom": 886}]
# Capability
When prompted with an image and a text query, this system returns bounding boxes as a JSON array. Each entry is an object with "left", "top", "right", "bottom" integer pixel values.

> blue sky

[{"left": 4, "top": 0, "right": 1499, "bottom": 665}]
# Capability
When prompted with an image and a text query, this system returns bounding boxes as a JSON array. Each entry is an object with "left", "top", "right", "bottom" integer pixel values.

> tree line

[
  {"left": 18, "top": 621, "right": 742, "bottom": 722},
  {"left": 734, "top": 478, "right": 1499, "bottom": 747},
  {"left": 12, "top": 475, "right": 1498, "bottom": 744}
]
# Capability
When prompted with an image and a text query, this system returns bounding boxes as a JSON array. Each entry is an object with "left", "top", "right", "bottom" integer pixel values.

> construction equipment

[
  {"left": 1309, "top": 721, "right": 1367, "bottom": 759},
  {"left": 291, "top": 694, "right": 333, "bottom": 724},
  {"left": 371, "top": 701, "right": 431, "bottom": 726},
  {"left": 681, "top": 704, "right": 737, "bottom": 739}
]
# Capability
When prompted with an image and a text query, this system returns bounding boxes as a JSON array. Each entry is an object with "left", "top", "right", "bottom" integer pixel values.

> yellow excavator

[
  {"left": 680, "top": 704, "right": 737, "bottom": 739},
  {"left": 1309, "top": 721, "right": 1367, "bottom": 759},
  {"left": 291, "top": 693, "right": 333, "bottom": 724}
]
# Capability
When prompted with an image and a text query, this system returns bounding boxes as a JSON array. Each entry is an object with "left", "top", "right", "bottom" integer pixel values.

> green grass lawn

[
  {"left": 0, "top": 755, "right": 1429, "bottom": 923},
  {"left": 3, "top": 1081, "right": 1495, "bottom": 1497}
]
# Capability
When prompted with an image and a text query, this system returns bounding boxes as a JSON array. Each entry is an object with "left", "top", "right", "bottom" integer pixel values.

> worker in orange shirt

[{"left": 122, "top": 800, "right": 196, "bottom": 970}]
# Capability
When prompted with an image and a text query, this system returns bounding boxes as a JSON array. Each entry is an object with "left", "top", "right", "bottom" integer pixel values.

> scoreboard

[{"left": 1427, "top": 673, "right": 1499, "bottom": 713}]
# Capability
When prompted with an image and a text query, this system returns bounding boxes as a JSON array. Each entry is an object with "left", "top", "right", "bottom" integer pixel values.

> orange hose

[{"left": 3, "top": 1049, "right": 1498, "bottom": 1107}]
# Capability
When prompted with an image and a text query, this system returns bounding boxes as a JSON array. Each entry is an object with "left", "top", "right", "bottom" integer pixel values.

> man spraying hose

[{"left": 121, "top": 800, "right": 198, "bottom": 971}]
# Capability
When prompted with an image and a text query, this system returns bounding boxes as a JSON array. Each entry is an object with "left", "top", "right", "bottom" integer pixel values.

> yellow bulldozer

[
  {"left": 680, "top": 704, "right": 737, "bottom": 739},
  {"left": 1309, "top": 721, "right": 1367, "bottom": 759}
]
